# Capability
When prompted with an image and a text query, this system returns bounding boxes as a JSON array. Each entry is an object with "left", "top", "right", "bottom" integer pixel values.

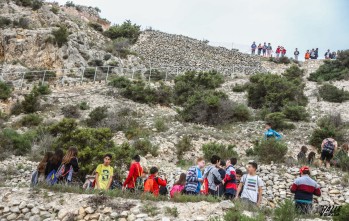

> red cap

[{"left": 300, "top": 166, "right": 310, "bottom": 174}]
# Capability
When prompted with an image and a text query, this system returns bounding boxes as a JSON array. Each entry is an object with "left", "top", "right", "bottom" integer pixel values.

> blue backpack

[{"left": 323, "top": 140, "right": 335, "bottom": 154}]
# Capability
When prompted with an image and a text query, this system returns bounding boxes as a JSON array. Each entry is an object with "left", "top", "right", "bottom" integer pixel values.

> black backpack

[{"left": 323, "top": 139, "right": 335, "bottom": 154}]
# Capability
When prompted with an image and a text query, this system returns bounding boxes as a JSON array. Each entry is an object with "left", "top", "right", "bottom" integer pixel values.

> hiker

[
  {"left": 307, "top": 152, "right": 316, "bottom": 165},
  {"left": 262, "top": 42, "right": 267, "bottom": 57},
  {"left": 294, "top": 48, "right": 300, "bottom": 61},
  {"left": 95, "top": 154, "right": 114, "bottom": 190},
  {"left": 297, "top": 146, "right": 308, "bottom": 164},
  {"left": 45, "top": 149, "right": 64, "bottom": 177},
  {"left": 222, "top": 158, "right": 238, "bottom": 199},
  {"left": 170, "top": 173, "right": 186, "bottom": 198},
  {"left": 281, "top": 47, "right": 286, "bottom": 57},
  {"left": 235, "top": 169, "right": 243, "bottom": 198},
  {"left": 235, "top": 161, "right": 264, "bottom": 207},
  {"left": 320, "top": 138, "right": 338, "bottom": 168},
  {"left": 305, "top": 50, "right": 310, "bottom": 60},
  {"left": 203, "top": 155, "right": 223, "bottom": 196},
  {"left": 37, "top": 152, "right": 53, "bottom": 182},
  {"left": 257, "top": 43, "right": 263, "bottom": 56},
  {"left": 275, "top": 46, "right": 281, "bottom": 59},
  {"left": 60, "top": 147, "right": 79, "bottom": 183},
  {"left": 267, "top": 43, "right": 272, "bottom": 57},
  {"left": 216, "top": 160, "right": 226, "bottom": 197},
  {"left": 325, "top": 49, "right": 331, "bottom": 59},
  {"left": 264, "top": 122, "right": 282, "bottom": 140},
  {"left": 290, "top": 166, "right": 321, "bottom": 214},
  {"left": 331, "top": 51, "right": 337, "bottom": 59},
  {"left": 331, "top": 143, "right": 349, "bottom": 167},
  {"left": 184, "top": 157, "right": 205, "bottom": 195},
  {"left": 315, "top": 48, "right": 319, "bottom": 59},
  {"left": 144, "top": 166, "right": 167, "bottom": 197},
  {"left": 123, "top": 155, "right": 143, "bottom": 192},
  {"left": 251, "top": 41, "right": 257, "bottom": 55},
  {"left": 310, "top": 49, "right": 316, "bottom": 59}
]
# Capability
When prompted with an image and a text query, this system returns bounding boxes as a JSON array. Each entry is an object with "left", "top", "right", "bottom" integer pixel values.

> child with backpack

[
  {"left": 59, "top": 147, "right": 79, "bottom": 184},
  {"left": 264, "top": 123, "right": 282, "bottom": 140},
  {"left": 203, "top": 155, "right": 223, "bottom": 196},
  {"left": 235, "top": 161, "right": 264, "bottom": 207},
  {"left": 222, "top": 158, "right": 237, "bottom": 199},
  {"left": 321, "top": 138, "right": 338, "bottom": 168},
  {"left": 95, "top": 154, "right": 113, "bottom": 190},
  {"left": 170, "top": 173, "right": 186, "bottom": 198},
  {"left": 184, "top": 157, "right": 205, "bottom": 195},
  {"left": 123, "top": 155, "right": 143, "bottom": 192},
  {"left": 144, "top": 167, "right": 167, "bottom": 196}
]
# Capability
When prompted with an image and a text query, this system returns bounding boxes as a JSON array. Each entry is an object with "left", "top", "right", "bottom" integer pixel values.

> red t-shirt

[{"left": 123, "top": 162, "right": 142, "bottom": 189}]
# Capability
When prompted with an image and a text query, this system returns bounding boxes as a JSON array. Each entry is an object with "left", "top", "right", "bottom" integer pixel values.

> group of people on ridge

[{"left": 250, "top": 42, "right": 273, "bottom": 57}]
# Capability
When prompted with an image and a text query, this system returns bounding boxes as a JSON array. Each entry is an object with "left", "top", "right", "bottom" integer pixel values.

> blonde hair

[
  {"left": 341, "top": 143, "right": 349, "bottom": 152},
  {"left": 62, "top": 147, "right": 78, "bottom": 164}
]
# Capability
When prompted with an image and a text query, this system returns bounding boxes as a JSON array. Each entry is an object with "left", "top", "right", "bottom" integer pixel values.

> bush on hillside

[
  {"left": 334, "top": 203, "right": 349, "bottom": 221},
  {"left": 35, "top": 84, "right": 51, "bottom": 95},
  {"left": 88, "top": 22, "right": 103, "bottom": 32},
  {"left": 174, "top": 70, "right": 224, "bottom": 105},
  {"left": 154, "top": 117, "right": 168, "bottom": 132},
  {"left": 79, "top": 101, "right": 90, "bottom": 110},
  {"left": 176, "top": 136, "right": 192, "bottom": 160},
  {"left": 265, "top": 112, "right": 295, "bottom": 130},
  {"left": 86, "top": 106, "right": 108, "bottom": 127},
  {"left": 132, "top": 138, "right": 158, "bottom": 157},
  {"left": 247, "top": 73, "right": 307, "bottom": 112},
  {"left": 50, "top": 6, "right": 60, "bottom": 14},
  {"left": 22, "top": 88, "right": 40, "bottom": 114},
  {"left": 52, "top": 26, "right": 69, "bottom": 47},
  {"left": 144, "top": 69, "right": 168, "bottom": 82},
  {"left": 61, "top": 105, "right": 81, "bottom": 118},
  {"left": 202, "top": 142, "right": 238, "bottom": 161},
  {"left": 0, "top": 128, "right": 36, "bottom": 159},
  {"left": 308, "top": 50, "right": 349, "bottom": 82},
  {"left": 254, "top": 139, "right": 288, "bottom": 164},
  {"left": 0, "top": 17, "right": 12, "bottom": 28},
  {"left": 319, "top": 83, "right": 349, "bottom": 103},
  {"left": 104, "top": 20, "right": 141, "bottom": 43},
  {"left": 273, "top": 199, "right": 298, "bottom": 221},
  {"left": 18, "top": 114, "right": 43, "bottom": 127},
  {"left": 25, "top": 70, "right": 56, "bottom": 82},
  {"left": 88, "top": 59, "right": 104, "bottom": 67},
  {"left": 269, "top": 56, "right": 291, "bottom": 65},
  {"left": 0, "top": 81, "right": 12, "bottom": 100},
  {"left": 309, "top": 114, "right": 345, "bottom": 153},
  {"left": 224, "top": 208, "right": 265, "bottom": 221},
  {"left": 105, "top": 37, "right": 135, "bottom": 58},
  {"left": 282, "top": 65, "right": 305, "bottom": 84},
  {"left": 15, "top": 0, "right": 43, "bottom": 10},
  {"left": 108, "top": 76, "right": 132, "bottom": 88},
  {"left": 232, "top": 83, "right": 249, "bottom": 92},
  {"left": 281, "top": 105, "right": 309, "bottom": 122}
]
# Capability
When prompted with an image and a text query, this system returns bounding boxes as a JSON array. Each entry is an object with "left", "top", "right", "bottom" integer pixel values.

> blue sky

[{"left": 55, "top": 0, "right": 349, "bottom": 58}]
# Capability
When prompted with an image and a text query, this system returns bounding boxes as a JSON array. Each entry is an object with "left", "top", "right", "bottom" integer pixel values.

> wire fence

[{"left": 0, "top": 64, "right": 263, "bottom": 90}]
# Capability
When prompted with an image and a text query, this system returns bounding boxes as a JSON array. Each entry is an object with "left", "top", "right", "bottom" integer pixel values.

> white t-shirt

[{"left": 241, "top": 174, "right": 264, "bottom": 203}]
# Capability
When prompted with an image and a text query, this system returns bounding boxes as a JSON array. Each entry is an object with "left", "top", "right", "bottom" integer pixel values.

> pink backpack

[{"left": 170, "top": 185, "right": 184, "bottom": 198}]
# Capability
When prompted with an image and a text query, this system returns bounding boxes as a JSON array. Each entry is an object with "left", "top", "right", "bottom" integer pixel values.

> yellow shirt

[{"left": 95, "top": 164, "right": 113, "bottom": 190}]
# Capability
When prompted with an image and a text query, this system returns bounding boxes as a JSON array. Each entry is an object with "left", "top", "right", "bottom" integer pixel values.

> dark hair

[
  {"left": 210, "top": 155, "right": 221, "bottom": 164},
  {"left": 174, "top": 173, "right": 186, "bottom": 186},
  {"left": 104, "top": 154, "right": 112, "bottom": 159},
  {"left": 220, "top": 160, "right": 226, "bottom": 167},
  {"left": 230, "top": 158, "right": 237, "bottom": 166},
  {"left": 50, "top": 149, "right": 64, "bottom": 165},
  {"left": 235, "top": 168, "right": 243, "bottom": 176},
  {"left": 133, "top": 155, "right": 141, "bottom": 162},
  {"left": 302, "top": 170, "right": 310, "bottom": 175},
  {"left": 301, "top": 146, "right": 308, "bottom": 153},
  {"left": 308, "top": 151, "right": 316, "bottom": 164},
  {"left": 248, "top": 161, "right": 258, "bottom": 170},
  {"left": 150, "top": 166, "right": 158, "bottom": 174},
  {"left": 265, "top": 122, "right": 272, "bottom": 127}
]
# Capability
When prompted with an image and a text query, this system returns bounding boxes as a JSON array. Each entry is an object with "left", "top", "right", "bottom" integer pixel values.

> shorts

[{"left": 321, "top": 150, "right": 333, "bottom": 162}]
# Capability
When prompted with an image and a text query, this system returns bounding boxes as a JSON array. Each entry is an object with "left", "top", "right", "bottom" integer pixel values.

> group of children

[{"left": 251, "top": 42, "right": 273, "bottom": 57}]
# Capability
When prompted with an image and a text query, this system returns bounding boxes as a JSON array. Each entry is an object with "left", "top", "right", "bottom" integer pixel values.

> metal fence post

[
  {"left": 81, "top": 68, "right": 85, "bottom": 84},
  {"left": 176, "top": 68, "right": 179, "bottom": 76},
  {"left": 148, "top": 65, "right": 152, "bottom": 82},
  {"left": 165, "top": 70, "right": 168, "bottom": 82},
  {"left": 132, "top": 68, "right": 135, "bottom": 79},
  {"left": 20, "top": 72, "right": 25, "bottom": 90},
  {"left": 42, "top": 71, "right": 46, "bottom": 85},
  {"left": 105, "top": 66, "right": 110, "bottom": 83},
  {"left": 93, "top": 67, "right": 97, "bottom": 83}
]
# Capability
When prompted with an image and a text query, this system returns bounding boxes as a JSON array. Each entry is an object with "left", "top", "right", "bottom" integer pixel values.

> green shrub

[
  {"left": 52, "top": 26, "right": 69, "bottom": 47},
  {"left": 25, "top": 71, "right": 56, "bottom": 82},
  {"left": 86, "top": 106, "right": 108, "bottom": 127},
  {"left": 88, "top": 59, "right": 104, "bottom": 67},
  {"left": 65, "top": 1, "right": 75, "bottom": 7},
  {"left": 144, "top": 69, "right": 167, "bottom": 81},
  {"left": 19, "top": 114, "right": 43, "bottom": 127},
  {"left": 14, "top": 17, "right": 30, "bottom": 29},
  {"left": 104, "top": 20, "right": 141, "bottom": 43},
  {"left": 0, "top": 81, "right": 12, "bottom": 100},
  {"left": 61, "top": 105, "right": 81, "bottom": 118},
  {"left": 105, "top": 37, "right": 134, "bottom": 58},
  {"left": 0, "top": 128, "right": 36, "bottom": 158},
  {"left": 84, "top": 68, "right": 96, "bottom": 79},
  {"left": 0, "top": 17, "right": 12, "bottom": 28},
  {"left": 10, "top": 101, "right": 24, "bottom": 116},
  {"left": 232, "top": 83, "right": 249, "bottom": 92},
  {"left": 103, "top": 54, "right": 111, "bottom": 61},
  {"left": 309, "top": 114, "right": 345, "bottom": 153},
  {"left": 282, "top": 105, "right": 309, "bottom": 122},
  {"left": 224, "top": 208, "right": 265, "bottom": 221},
  {"left": 79, "top": 101, "right": 90, "bottom": 110},
  {"left": 273, "top": 199, "right": 298, "bottom": 221},
  {"left": 50, "top": 6, "right": 60, "bottom": 14},
  {"left": 254, "top": 139, "right": 288, "bottom": 164},
  {"left": 154, "top": 117, "right": 168, "bottom": 132},
  {"left": 334, "top": 203, "right": 349, "bottom": 221},
  {"left": 319, "top": 83, "right": 349, "bottom": 103},
  {"left": 245, "top": 148, "right": 255, "bottom": 156},
  {"left": 247, "top": 73, "right": 307, "bottom": 112},
  {"left": 15, "top": 0, "right": 43, "bottom": 10},
  {"left": 174, "top": 70, "right": 224, "bottom": 105},
  {"left": 31, "top": 0, "right": 43, "bottom": 10},
  {"left": 132, "top": 138, "right": 158, "bottom": 157},
  {"left": 108, "top": 76, "right": 132, "bottom": 88},
  {"left": 176, "top": 135, "right": 192, "bottom": 160},
  {"left": 308, "top": 50, "right": 349, "bottom": 82},
  {"left": 22, "top": 89, "right": 40, "bottom": 114},
  {"left": 202, "top": 142, "right": 238, "bottom": 161},
  {"left": 265, "top": 112, "right": 295, "bottom": 130},
  {"left": 88, "top": 22, "right": 103, "bottom": 32},
  {"left": 35, "top": 84, "right": 51, "bottom": 95}
]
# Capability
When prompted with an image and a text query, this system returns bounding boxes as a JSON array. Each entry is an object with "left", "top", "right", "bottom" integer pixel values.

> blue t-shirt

[
  {"left": 264, "top": 129, "right": 282, "bottom": 140},
  {"left": 196, "top": 167, "right": 202, "bottom": 193}
]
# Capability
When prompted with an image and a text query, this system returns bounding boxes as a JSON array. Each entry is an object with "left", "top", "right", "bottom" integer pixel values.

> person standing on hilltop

[
  {"left": 325, "top": 49, "right": 331, "bottom": 59},
  {"left": 264, "top": 122, "right": 282, "bottom": 140},
  {"left": 320, "top": 138, "right": 338, "bottom": 168},
  {"left": 281, "top": 47, "right": 287, "bottom": 57},
  {"left": 290, "top": 166, "right": 321, "bottom": 214},
  {"left": 262, "top": 42, "right": 267, "bottom": 57},
  {"left": 310, "top": 49, "right": 316, "bottom": 59},
  {"left": 305, "top": 50, "right": 310, "bottom": 60},
  {"left": 257, "top": 43, "right": 263, "bottom": 56},
  {"left": 267, "top": 43, "right": 273, "bottom": 57},
  {"left": 315, "top": 48, "right": 319, "bottom": 59},
  {"left": 251, "top": 42, "right": 257, "bottom": 55},
  {"left": 294, "top": 48, "right": 300, "bottom": 61},
  {"left": 275, "top": 46, "right": 281, "bottom": 59}
]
